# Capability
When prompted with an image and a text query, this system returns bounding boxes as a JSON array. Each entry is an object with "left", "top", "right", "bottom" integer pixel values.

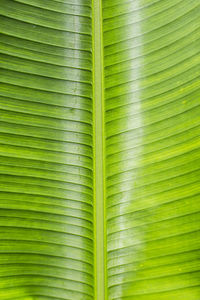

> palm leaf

[{"left": 0, "top": 0, "right": 199, "bottom": 299}]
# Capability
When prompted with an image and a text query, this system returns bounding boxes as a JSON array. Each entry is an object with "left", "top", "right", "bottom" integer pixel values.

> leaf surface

[{"left": 0, "top": 0, "right": 200, "bottom": 299}]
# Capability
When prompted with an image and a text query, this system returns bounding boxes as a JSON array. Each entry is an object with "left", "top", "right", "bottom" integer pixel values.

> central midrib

[{"left": 93, "top": 0, "right": 106, "bottom": 299}]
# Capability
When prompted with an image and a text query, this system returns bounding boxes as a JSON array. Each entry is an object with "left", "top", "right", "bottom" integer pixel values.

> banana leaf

[{"left": 0, "top": 0, "right": 199, "bottom": 299}]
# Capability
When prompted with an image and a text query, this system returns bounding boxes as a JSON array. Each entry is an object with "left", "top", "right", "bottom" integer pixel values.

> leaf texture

[
  {"left": 0, "top": 0, "right": 200, "bottom": 299},
  {"left": 0, "top": 0, "right": 94, "bottom": 299},
  {"left": 103, "top": 0, "right": 200, "bottom": 299}
]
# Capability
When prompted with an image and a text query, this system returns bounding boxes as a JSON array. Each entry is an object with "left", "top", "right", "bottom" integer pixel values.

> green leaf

[
  {"left": 0, "top": 0, "right": 199, "bottom": 299},
  {"left": 0, "top": 1, "right": 93, "bottom": 299},
  {"left": 103, "top": 1, "right": 200, "bottom": 299}
]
